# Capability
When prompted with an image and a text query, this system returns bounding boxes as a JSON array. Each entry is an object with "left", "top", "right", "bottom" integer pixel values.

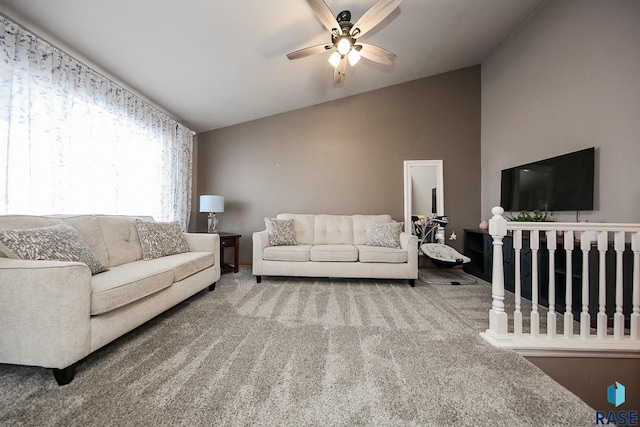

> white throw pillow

[
  {"left": 366, "top": 222, "right": 403, "bottom": 249},
  {"left": 0, "top": 223, "right": 108, "bottom": 274},
  {"left": 135, "top": 219, "right": 190, "bottom": 260},
  {"left": 264, "top": 218, "right": 298, "bottom": 246}
]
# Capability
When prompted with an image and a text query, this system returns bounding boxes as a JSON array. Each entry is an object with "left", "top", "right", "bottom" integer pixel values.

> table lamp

[{"left": 199, "top": 195, "right": 224, "bottom": 233}]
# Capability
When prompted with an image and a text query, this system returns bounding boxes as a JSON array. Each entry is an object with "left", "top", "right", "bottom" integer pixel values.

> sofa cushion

[
  {"left": 313, "top": 215, "right": 354, "bottom": 245},
  {"left": 264, "top": 218, "right": 298, "bottom": 246},
  {"left": 0, "top": 223, "right": 109, "bottom": 275},
  {"left": 97, "top": 216, "right": 146, "bottom": 267},
  {"left": 165, "top": 252, "right": 215, "bottom": 281},
  {"left": 263, "top": 245, "right": 311, "bottom": 262},
  {"left": 357, "top": 245, "right": 408, "bottom": 263},
  {"left": 135, "top": 219, "right": 190, "bottom": 260},
  {"left": 366, "top": 222, "right": 403, "bottom": 249},
  {"left": 276, "top": 214, "right": 315, "bottom": 245},
  {"left": 310, "top": 244, "right": 358, "bottom": 262},
  {"left": 90, "top": 260, "right": 174, "bottom": 315},
  {"left": 352, "top": 215, "right": 393, "bottom": 245},
  {"left": 93, "top": 253, "right": 212, "bottom": 310}
]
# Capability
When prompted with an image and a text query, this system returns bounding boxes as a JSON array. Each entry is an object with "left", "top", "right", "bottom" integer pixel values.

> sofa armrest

[
  {"left": 183, "top": 232, "right": 219, "bottom": 253},
  {"left": 400, "top": 232, "right": 419, "bottom": 274},
  {"left": 0, "top": 258, "right": 92, "bottom": 369},
  {"left": 183, "top": 233, "right": 221, "bottom": 275},
  {"left": 252, "top": 230, "right": 270, "bottom": 275},
  {"left": 400, "top": 232, "right": 418, "bottom": 251}
]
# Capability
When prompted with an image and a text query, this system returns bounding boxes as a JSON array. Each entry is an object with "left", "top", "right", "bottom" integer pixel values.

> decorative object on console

[
  {"left": 200, "top": 195, "right": 224, "bottom": 233},
  {"left": 506, "top": 210, "right": 549, "bottom": 222},
  {"left": 479, "top": 220, "right": 488, "bottom": 230}
]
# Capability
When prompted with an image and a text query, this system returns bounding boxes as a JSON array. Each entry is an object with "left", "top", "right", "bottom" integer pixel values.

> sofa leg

[
  {"left": 208, "top": 282, "right": 216, "bottom": 291},
  {"left": 52, "top": 364, "right": 76, "bottom": 386},
  {"left": 409, "top": 279, "right": 415, "bottom": 287},
  {"left": 256, "top": 275, "right": 261, "bottom": 284}
]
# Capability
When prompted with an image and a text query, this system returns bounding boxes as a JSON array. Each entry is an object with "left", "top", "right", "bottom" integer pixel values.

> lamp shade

[{"left": 199, "top": 195, "right": 224, "bottom": 213}]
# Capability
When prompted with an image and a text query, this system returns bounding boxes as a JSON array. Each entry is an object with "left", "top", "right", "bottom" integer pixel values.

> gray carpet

[{"left": 0, "top": 267, "right": 594, "bottom": 426}]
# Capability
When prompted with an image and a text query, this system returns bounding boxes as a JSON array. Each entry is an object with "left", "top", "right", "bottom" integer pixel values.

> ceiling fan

[{"left": 287, "top": 0, "right": 402, "bottom": 84}]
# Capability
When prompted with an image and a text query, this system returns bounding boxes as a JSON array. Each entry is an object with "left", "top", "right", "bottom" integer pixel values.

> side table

[{"left": 218, "top": 232, "right": 241, "bottom": 273}]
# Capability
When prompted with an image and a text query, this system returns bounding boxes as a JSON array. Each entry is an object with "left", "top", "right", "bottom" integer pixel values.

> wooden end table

[{"left": 218, "top": 232, "right": 241, "bottom": 273}]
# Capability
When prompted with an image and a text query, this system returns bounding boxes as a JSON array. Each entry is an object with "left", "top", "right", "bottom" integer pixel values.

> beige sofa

[
  {"left": 0, "top": 214, "right": 220, "bottom": 385},
  {"left": 253, "top": 214, "right": 418, "bottom": 285}
]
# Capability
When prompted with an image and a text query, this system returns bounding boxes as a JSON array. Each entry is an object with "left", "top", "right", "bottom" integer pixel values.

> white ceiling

[{"left": 0, "top": 0, "right": 547, "bottom": 133}]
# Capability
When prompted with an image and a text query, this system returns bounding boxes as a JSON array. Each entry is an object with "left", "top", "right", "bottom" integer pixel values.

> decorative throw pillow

[
  {"left": 366, "top": 222, "right": 404, "bottom": 249},
  {"left": 135, "top": 219, "right": 190, "bottom": 260},
  {"left": 264, "top": 218, "right": 298, "bottom": 246},
  {"left": 0, "top": 223, "right": 108, "bottom": 275}
]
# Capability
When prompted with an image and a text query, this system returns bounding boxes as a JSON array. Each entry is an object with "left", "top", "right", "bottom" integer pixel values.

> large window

[{"left": 0, "top": 16, "right": 193, "bottom": 228}]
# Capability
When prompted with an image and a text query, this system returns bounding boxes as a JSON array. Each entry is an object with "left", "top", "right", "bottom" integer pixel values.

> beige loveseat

[
  {"left": 253, "top": 214, "right": 418, "bottom": 285},
  {"left": 0, "top": 214, "right": 220, "bottom": 385}
]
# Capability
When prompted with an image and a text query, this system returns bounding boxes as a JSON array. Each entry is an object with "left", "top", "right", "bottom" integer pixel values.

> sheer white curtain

[{"left": 0, "top": 16, "right": 193, "bottom": 229}]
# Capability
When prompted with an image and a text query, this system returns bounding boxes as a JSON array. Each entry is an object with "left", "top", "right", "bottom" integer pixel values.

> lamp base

[{"left": 207, "top": 213, "right": 219, "bottom": 234}]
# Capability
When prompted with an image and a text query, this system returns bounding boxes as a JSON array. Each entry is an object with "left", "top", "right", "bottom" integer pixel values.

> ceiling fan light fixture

[
  {"left": 328, "top": 51, "right": 342, "bottom": 67},
  {"left": 336, "top": 37, "right": 352, "bottom": 55},
  {"left": 286, "top": 0, "right": 402, "bottom": 83},
  {"left": 347, "top": 48, "right": 361, "bottom": 66}
]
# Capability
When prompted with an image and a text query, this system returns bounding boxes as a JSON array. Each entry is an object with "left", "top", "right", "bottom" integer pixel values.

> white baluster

[
  {"left": 564, "top": 230, "right": 574, "bottom": 338},
  {"left": 546, "top": 230, "right": 557, "bottom": 338},
  {"left": 597, "top": 231, "right": 609, "bottom": 339},
  {"left": 488, "top": 207, "right": 508, "bottom": 337},
  {"left": 580, "top": 232, "right": 591, "bottom": 339},
  {"left": 530, "top": 230, "right": 540, "bottom": 337},
  {"left": 613, "top": 231, "right": 625, "bottom": 339},
  {"left": 631, "top": 232, "right": 639, "bottom": 340},
  {"left": 514, "top": 229, "right": 523, "bottom": 336}
]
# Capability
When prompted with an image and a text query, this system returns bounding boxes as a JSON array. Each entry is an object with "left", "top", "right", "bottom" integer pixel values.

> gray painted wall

[
  {"left": 196, "top": 66, "right": 481, "bottom": 264},
  {"left": 481, "top": 0, "right": 640, "bottom": 223}
]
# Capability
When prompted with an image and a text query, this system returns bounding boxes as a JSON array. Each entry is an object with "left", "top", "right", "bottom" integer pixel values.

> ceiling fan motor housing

[
  {"left": 336, "top": 10, "right": 351, "bottom": 23},
  {"left": 332, "top": 10, "right": 355, "bottom": 47}
]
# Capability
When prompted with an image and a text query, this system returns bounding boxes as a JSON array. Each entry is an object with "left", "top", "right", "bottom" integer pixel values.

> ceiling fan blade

[
  {"left": 333, "top": 55, "right": 347, "bottom": 84},
  {"left": 350, "top": 0, "right": 402, "bottom": 39},
  {"left": 287, "top": 44, "right": 333, "bottom": 60},
  {"left": 357, "top": 43, "right": 397, "bottom": 65},
  {"left": 306, "top": 0, "right": 340, "bottom": 35}
]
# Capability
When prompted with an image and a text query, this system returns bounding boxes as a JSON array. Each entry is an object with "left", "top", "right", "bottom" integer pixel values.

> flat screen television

[{"left": 500, "top": 147, "right": 595, "bottom": 212}]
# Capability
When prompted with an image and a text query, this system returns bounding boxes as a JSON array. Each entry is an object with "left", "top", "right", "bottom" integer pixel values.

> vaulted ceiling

[{"left": 0, "top": 0, "right": 547, "bottom": 133}]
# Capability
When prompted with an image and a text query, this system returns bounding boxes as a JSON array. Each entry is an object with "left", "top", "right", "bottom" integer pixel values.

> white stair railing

[{"left": 480, "top": 207, "right": 640, "bottom": 357}]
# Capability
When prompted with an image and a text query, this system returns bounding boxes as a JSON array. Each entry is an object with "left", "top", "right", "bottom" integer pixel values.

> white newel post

[{"left": 488, "top": 207, "right": 508, "bottom": 337}]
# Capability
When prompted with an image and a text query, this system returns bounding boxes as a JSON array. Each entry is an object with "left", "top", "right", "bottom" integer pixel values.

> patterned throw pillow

[
  {"left": 135, "top": 219, "right": 190, "bottom": 260},
  {"left": 0, "top": 223, "right": 108, "bottom": 275},
  {"left": 366, "top": 222, "right": 404, "bottom": 249},
  {"left": 264, "top": 218, "right": 298, "bottom": 246}
]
